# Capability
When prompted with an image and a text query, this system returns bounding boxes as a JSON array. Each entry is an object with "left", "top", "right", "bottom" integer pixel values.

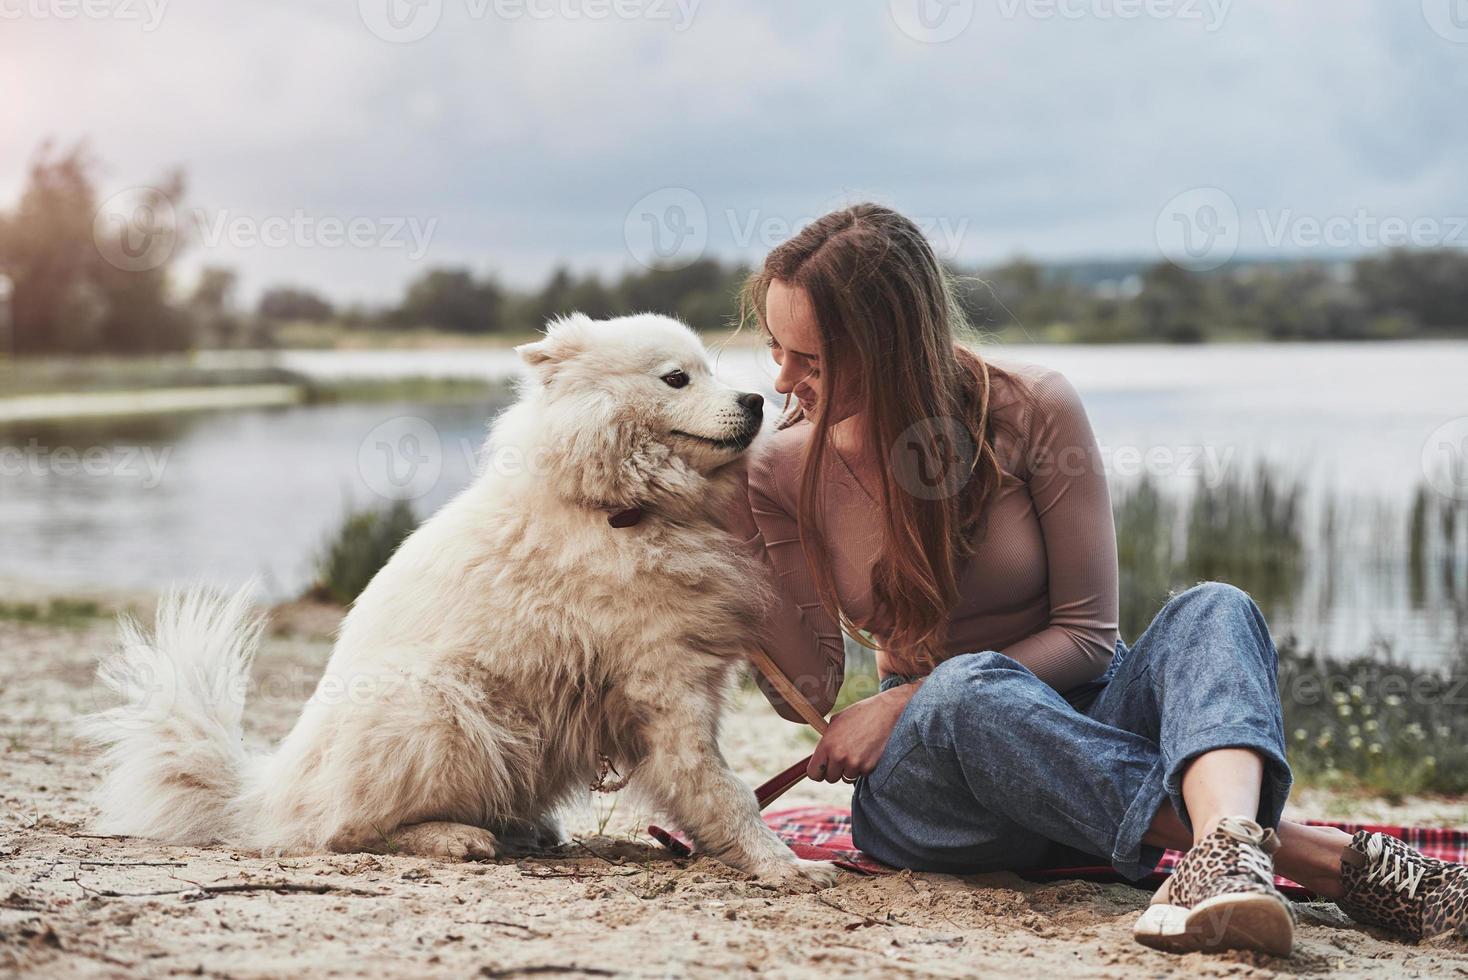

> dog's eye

[{"left": 661, "top": 370, "right": 690, "bottom": 389}]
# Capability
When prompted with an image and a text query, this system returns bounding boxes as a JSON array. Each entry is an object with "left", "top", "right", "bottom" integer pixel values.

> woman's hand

[{"left": 807, "top": 680, "right": 923, "bottom": 783}]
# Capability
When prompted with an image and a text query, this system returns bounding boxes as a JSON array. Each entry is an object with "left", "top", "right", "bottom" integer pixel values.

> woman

[{"left": 727, "top": 203, "right": 1467, "bottom": 957}]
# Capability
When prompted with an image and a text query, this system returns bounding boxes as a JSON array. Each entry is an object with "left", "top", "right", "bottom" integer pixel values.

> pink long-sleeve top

[{"left": 740, "top": 359, "right": 1120, "bottom": 722}]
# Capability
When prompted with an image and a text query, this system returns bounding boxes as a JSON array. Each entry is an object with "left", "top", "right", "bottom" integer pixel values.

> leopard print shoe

[
  {"left": 1338, "top": 831, "right": 1468, "bottom": 941},
  {"left": 1133, "top": 816, "right": 1295, "bottom": 957}
]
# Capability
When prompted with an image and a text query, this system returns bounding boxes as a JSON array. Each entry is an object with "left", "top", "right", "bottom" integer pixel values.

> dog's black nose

[{"left": 738, "top": 392, "right": 764, "bottom": 418}]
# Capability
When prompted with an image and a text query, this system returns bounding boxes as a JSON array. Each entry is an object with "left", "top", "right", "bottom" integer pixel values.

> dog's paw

[
  {"left": 757, "top": 858, "right": 840, "bottom": 892},
  {"left": 534, "top": 814, "right": 566, "bottom": 850},
  {"left": 391, "top": 822, "right": 499, "bottom": 861},
  {"left": 793, "top": 858, "right": 841, "bottom": 889}
]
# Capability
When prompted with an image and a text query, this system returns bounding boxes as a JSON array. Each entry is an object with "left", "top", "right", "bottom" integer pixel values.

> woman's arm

[
  {"left": 999, "top": 369, "right": 1120, "bottom": 691},
  {"left": 727, "top": 443, "right": 846, "bottom": 721}
]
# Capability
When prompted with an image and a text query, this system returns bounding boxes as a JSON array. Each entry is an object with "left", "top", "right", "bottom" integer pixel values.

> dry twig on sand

[
  {"left": 66, "top": 870, "right": 384, "bottom": 899},
  {"left": 479, "top": 966, "right": 618, "bottom": 978}
]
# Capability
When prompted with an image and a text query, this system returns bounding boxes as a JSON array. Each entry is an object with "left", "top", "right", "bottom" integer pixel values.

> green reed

[{"left": 308, "top": 499, "right": 418, "bottom": 605}]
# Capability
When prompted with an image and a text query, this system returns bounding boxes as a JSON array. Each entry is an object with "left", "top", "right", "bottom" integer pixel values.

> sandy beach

[{"left": 3, "top": 596, "right": 1466, "bottom": 978}]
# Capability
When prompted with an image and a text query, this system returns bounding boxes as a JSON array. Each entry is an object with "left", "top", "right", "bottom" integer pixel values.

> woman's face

[{"left": 765, "top": 278, "right": 832, "bottom": 421}]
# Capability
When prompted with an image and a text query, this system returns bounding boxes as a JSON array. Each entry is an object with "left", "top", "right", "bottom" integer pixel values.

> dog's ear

[{"left": 515, "top": 313, "right": 592, "bottom": 383}]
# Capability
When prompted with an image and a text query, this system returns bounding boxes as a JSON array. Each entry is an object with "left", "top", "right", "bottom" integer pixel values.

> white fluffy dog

[{"left": 85, "top": 313, "right": 836, "bottom": 890}]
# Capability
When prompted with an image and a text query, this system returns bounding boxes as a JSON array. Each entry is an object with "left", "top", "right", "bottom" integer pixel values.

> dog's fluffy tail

[{"left": 82, "top": 585, "right": 265, "bottom": 844}]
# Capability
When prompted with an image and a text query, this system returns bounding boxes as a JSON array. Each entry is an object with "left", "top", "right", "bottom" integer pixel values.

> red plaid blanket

[{"left": 649, "top": 806, "right": 1468, "bottom": 899}]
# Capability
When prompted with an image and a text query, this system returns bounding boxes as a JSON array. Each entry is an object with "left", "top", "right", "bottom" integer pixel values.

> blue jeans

[{"left": 850, "top": 581, "right": 1292, "bottom": 880}]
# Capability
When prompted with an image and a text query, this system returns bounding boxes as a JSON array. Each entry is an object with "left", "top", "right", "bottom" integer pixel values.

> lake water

[{"left": 2, "top": 341, "right": 1465, "bottom": 667}]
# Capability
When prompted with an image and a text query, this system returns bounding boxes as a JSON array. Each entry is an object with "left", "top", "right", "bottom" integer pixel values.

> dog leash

[
  {"left": 745, "top": 647, "right": 829, "bottom": 810},
  {"left": 643, "top": 649, "right": 832, "bottom": 860}
]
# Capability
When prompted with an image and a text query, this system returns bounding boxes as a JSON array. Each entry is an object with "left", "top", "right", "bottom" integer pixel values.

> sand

[{"left": 3, "top": 598, "right": 1467, "bottom": 978}]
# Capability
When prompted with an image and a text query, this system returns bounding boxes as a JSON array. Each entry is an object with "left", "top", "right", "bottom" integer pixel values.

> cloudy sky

[{"left": 4, "top": 0, "right": 1465, "bottom": 303}]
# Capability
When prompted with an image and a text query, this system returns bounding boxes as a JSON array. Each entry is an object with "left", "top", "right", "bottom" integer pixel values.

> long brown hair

[{"left": 741, "top": 203, "right": 1008, "bottom": 667}]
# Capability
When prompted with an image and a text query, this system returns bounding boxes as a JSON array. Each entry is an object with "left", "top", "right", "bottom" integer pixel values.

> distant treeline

[
  {"left": 3, "top": 144, "right": 1466, "bottom": 355},
  {"left": 961, "top": 252, "right": 1468, "bottom": 343}
]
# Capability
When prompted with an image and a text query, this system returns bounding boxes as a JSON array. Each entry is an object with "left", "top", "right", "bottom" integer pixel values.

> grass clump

[
  {"left": 1113, "top": 465, "right": 1305, "bottom": 641},
  {"left": 1279, "top": 639, "right": 1468, "bottom": 798},
  {"left": 0, "top": 598, "right": 104, "bottom": 627},
  {"left": 308, "top": 499, "right": 418, "bottom": 605},
  {"left": 301, "top": 376, "right": 508, "bottom": 405}
]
